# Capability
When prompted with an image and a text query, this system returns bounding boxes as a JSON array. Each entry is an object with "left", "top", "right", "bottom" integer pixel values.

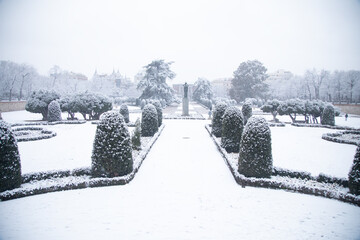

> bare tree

[
  {"left": 305, "top": 69, "right": 329, "bottom": 100},
  {"left": 346, "top": 70, "right": 360, "bottom": 103}
]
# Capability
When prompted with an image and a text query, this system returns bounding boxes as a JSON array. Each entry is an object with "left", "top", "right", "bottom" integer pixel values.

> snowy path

[{"left": 1, "top": 120, "right": 360, "bottom": 239}]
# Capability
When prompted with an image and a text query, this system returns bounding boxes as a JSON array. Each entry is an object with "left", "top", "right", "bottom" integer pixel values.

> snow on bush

[
  {"left": 261, "top": 99, "right": 281, "bottom": 122},
  {"left": 25, "top": 90, "right": 60, "bottom": 121},
  {"left": 131, "top": 118, "right": 141, "bottom": 150},
  {"left": 140, "top": 99, "right": 146, "bottom": 109},
  {"left": 221, "top": 106, "right": 244, "bottom": 153},
  {"left": 75, "top": 92, "right": 113, "bottom": 120},
  {"left": 141, "top": 104, "right": 158, "bottom": 137},
  {"left": 238, "top": 116, "right": 273, "bottom": 178},
  {"left": 119, "top": 104, "right": 130, "bottom": 123},
  {"left": 348, "top": 146, "right": 360, "bottom": 195},
  {"left": 47, "top": 100, "right": 62, "bottom": 122},
  {"left": 321, "top": 104, "right": 335, "bottom": 126},
  {"left": 241, "top": 102, "right": 252, "bottom": 125},
  {"left": 211, "top": 102, "right": 228, "bottom": 137},
  {"left": 0, "top": 121, "right": 21, "bottom": 192},
  {"left": 152, "top": 100, "right": 163, "bottom": 127},
  {"left": 91, "top": 111, "right": 133, "bottom": 177}
]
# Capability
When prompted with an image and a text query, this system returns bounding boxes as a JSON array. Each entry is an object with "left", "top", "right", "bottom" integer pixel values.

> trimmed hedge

[
  {"left": 241, "top": 102, "right": 252, "bottom": 125},
  {"left": 152, "top": 101, "right": 163, "bottom": 127},
  {"left": 321, "top": 104, "right": 335, "bottom": 126},
  {"left": 211, "top": 102, "right": 228, "bottom": 137},
  {"left": 120, "top": 104, "right": 130, "bottom": 123},
  {"left": 0, "top": 121, "right": 22, "bottom": 192},
  {"left": 221, "top": 106, "right": 244, "bottom": 153},
  {"left": 91, "top": 111, "right": 133, "bottom": 177},
  {"left": 47, "top": 100, "right": 62, "bottom": 122},
  {"left": 349, "top": 146, "right": 360, "bottom": 195},
  {"left": 141, "top": 104, "right": 158, "bottom": 137}
]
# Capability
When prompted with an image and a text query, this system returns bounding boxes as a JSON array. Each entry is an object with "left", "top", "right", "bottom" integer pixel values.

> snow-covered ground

[{"left": 0, "top": 119, "right": 360, "bottom": 239}]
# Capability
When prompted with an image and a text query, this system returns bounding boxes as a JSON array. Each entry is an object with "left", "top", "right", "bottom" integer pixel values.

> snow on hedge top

[
  {"left": 47, "top": 100, "right": 62, "bottom": 122},
  {"left": 99, "top": 111, "right": 127, "bottom": 130},
  {"left": 243, "top": 116, "right": 271, "bottom": 137},
  {"left": 142, "top": 104, "right": 158, "bottom": 120},
  {"left": 0, "top": 120, "right": 13, "bottom": 143}
]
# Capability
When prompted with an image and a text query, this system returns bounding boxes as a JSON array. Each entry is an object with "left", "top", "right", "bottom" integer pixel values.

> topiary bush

[
  {"left": 0, "top": 121, "right": 22, "bottom": 192},
  {"left": 349, "top": 146, "right": 360, "bottom": 195},
  {"left": 91, "top": 111, "right": 133, "bottom": 177},
  {"left": 140, "top": 99, "right": 146, "bottom": 109},
  {"left": 211, "top": 102, "right": 228, "bottom": 137},
  {"left": 47, "top": 100, "right": 62, "bottom": 122},
  {"left": 141, "top": 104, "right": 158, "bottom": 137},
  {"left": 221, "top": 106, "right": 244, "bottom": 153},
  {"left": 238, "top": 116, "right": 273, "bottom": 178},
  {"left": 119, "top": 104, "right": 130, "bottom": 123},
  {"left": 321, "top": 104, "right": 335, "bottom": 126},
  {"left": 25, "top": 90, "right": 60, "bottom": 120},
  {"left": 242, "top": 102, "right": 252, "bottom": 125},
  {"left": 131, "top": 118, "right": 141, "bottom": 150},
  {"left": 152, "top": 101, "right": 163, "bottom": 127}
]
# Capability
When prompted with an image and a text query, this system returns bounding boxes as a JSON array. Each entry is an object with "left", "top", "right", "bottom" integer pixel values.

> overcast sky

[{"left": 1, "top": 0, "right": 360, "bottom": 83}]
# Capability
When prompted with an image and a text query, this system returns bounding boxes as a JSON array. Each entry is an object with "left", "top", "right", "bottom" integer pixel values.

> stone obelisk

[{"left": 182, "top": 82, "right": 189, "bottom": 116}]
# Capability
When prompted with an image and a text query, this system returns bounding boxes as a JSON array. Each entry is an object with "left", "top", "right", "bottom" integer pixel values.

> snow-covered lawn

[{"left": 0, "top": 119, "right": 359, "bottom": 239}]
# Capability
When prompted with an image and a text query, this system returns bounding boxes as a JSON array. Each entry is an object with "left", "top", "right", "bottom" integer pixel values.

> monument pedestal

[{"left": 182, "top": 97, "right": 189, "bottom": 116}]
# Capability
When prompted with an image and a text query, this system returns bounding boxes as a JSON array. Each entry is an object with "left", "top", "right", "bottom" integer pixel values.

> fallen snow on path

[{"left": 0, "top": 120, "right": 360, "bottom": 240}]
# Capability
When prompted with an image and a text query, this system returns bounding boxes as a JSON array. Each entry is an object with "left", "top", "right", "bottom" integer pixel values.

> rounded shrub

[
  {"left": 221, "top": 106, "right": 244, "bottom": 153},
  {"left": 321, "top": 104, "right": 335, "bottom": 126},
  {"left": 152, "top": 101, "right": 163, "bottom": 127},
  {"left": 119, "top": 104, "right": 130, "bottom": 123},
  {"left": 349, "top": 146, "right": 360, "bottom": 195},
  {"left": 91, "top": 111, "right": 133, "bottom": 177},
  {"left": 211, "top": 102, "right": 228, "bottom": 137},
  {"left": 242, "top": 102, "right": 252, "bottom": 125},
  {"left": 131, "top": 118, "right": 141, "bottom": 150},
  {"left": 238, "top": 116, "right": 273, "bottom": 178},
  {"left": 47, "top": 100, "right": 62, "bottom": 122},
  {"left": 141, "top": 104, "right": 158, "bottom": 137},
  {"left": 0, "top": 121, "right": 22, "bottom": 192}
]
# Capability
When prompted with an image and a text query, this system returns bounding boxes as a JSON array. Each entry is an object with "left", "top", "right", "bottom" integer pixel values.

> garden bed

[
  {"left": 292, "top": 122, "right": 360, "bottom": 131},
  {"left": 322, "top": 130, "right": 360, "bottom": 146},
  {"left": 205, "top": 124, "right": 360, "bottom": 206},
  {"left": 0, "top": 124, "right": 165, "bottom": 201},
  {"left": 12, "top": 126, "right": 57, "bottom": 142}
]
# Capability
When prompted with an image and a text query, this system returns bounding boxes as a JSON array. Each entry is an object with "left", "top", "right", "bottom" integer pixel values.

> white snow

[{"left": 0, "top": 108, "right": 360, "bottom": 239}]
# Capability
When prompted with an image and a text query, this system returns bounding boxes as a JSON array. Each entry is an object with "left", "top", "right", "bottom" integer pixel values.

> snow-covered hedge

[
  {"left": 11, "top": 120, "right": 86, "bottom": 127},
  {"left": 141, "top": 104, "right": 158, "bottom": 137},
  {"left": 221, "top": 106, "right": 244, "bottom": 153},
  {"left": 321, "top": 104, "right": 335, "bottom": 126},
  {"left": 349, "top": 146, "right": 360, "bottom": 195},
  {"left": 91, "top": 111, "right": 133, "bottom": 177},
  {"left": 47, "top": 100, "right": 62, "bottom": 122},
  {"left": 131, "top": 118, "right": 141, "bottom": 150},
  {"left": 12, "top": 127, "right": 57, "bottom": 142},
  {"left": 238, "top": 116, "right": 273, "bottom": 178},
  {"left": 241, "top": 102, "right": 252, "bottom": 125},
  {"left": 0, "top": 125, "right": 165, "bottom": 201},
  {"left": 25, "top": 90, "right": 60, "bottom": 121},
  {"left": 119, "top": 104, "right": 130, "bottom": 123},
  {"left": 152, "top": 101, "right": 163, "bottom": 127},
  {"left": 292, "top": 123, "right": 359, "bottom": 131},
  {"left": 0, "top": 121, "right": 22, "bottom": 192},
  {"left": 322, "top": 131, "right": 360, "bottom": 146},
  {"left": 211, "top": 102, "right": 228, "bottom": 137},
  {"left": 205, "top": 124, "right": 360, "bottom": 206}
]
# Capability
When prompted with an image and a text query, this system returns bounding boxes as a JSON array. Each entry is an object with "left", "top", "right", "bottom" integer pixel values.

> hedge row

[
  {"left": 11, "top": 120, "right": 86, "bottom": 127},
  {"left": 322, "top": 131, "right": 360, "bottom": 146},
  {"left": 12, "top": 127, "right": 57, "bottom": 142},
  {"left": 292, "top": 123, "right": 360, "bottom": 131},
  {"left": 205, "top": 125, "right": 359, "bottom": 206},
  {"left": 0, "top": 125, "right": 165, "bottom": 201}
]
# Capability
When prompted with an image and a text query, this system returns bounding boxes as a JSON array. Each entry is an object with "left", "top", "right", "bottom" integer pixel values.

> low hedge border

[
  {"left": 11, "top": 120, "right": 86, "bottom": 127},
  {"left": 205, "top": 124, "right": 360, "bottom": 207},
  {"left": 0, "top": 124, "right": 165, "bottom": 201},
  {"left": 322, "top": 130, "right": 360, "bottom": 146},
  {"left": 164, "top": 114, "right": 205, "bottom": 120},
  {"left": 292, "top": 123, "right": 360, "bottom": 131},
  {"left": 268, "top": 122, "right": 286, "bottom": 127},
  {"left": 12, "top": 127, "right": 57, "bottom": 142}
]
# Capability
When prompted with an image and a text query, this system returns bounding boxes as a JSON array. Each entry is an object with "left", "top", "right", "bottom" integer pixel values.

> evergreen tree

[
  {"left": 0, "top": 121, "right": 22, "bottom": 191},
  {"left": 221, "top": 106, "right": 244, "bottom": 153},
  {"left": 141, "top": 104, "right": 158, "bottom": 137},
  {"left": 137, "top": 60, "right": 176, "bottom": 104},
  {"left": 229, "top": 60, "right": 268, "bottom": 103},
  {"left": 91, "top": 111, "right": 133, "bottom": 177},
  {"left": 349, "top": 146, "right": 360, "bottom": 195},
  {"left": 238, "top": 116, "right": 273, "bottom": 178},
  {"left": 192, "top": 78, "right": 213, "bottom": 102}
]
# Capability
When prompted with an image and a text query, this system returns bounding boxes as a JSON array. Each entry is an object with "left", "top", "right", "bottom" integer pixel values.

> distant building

[
  {"left": 69, "top": 72, "right": 88, "bottom": 81},
  {"left": 267, "top": 69, "right": 293, "bottom": 82},
  {"left": 211, "top": 78, "right": 231, "bottom": 98},
  {"left": 173, "top": 83, "right": 195, "bottom": 99}
]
